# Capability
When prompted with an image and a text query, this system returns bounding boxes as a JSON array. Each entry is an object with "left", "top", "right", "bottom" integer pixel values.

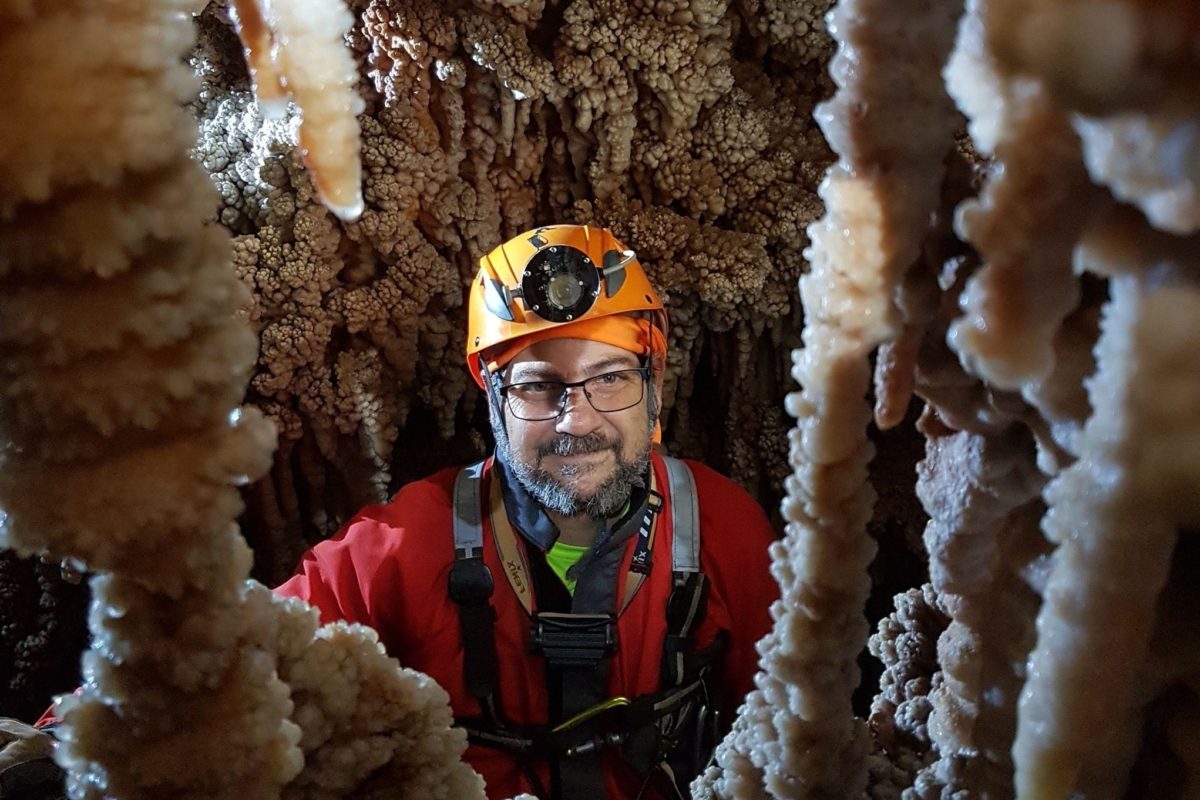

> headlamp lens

[{"left": 548, "top": 273, "right": 583, "bottom": 308}]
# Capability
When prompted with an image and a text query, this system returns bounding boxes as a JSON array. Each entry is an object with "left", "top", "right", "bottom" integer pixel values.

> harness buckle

[
  {"left": 449, "top": 556, "right": 494, "bottom": 606},
  {"left": 530, "top": 611, "right": 616, "bottom": 669}
]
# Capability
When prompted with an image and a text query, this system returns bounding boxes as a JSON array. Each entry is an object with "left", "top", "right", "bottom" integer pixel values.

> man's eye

[
  {"left": 595, "top": 372, "right": 620, "bottom": 385},
  {"left": 513, "top": 382, "right": 555, "bottom": 397}
]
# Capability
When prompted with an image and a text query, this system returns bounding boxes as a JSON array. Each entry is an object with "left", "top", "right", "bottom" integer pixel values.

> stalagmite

[{"left": 911, "top": 426, "right": 1046, "bottom": 797}]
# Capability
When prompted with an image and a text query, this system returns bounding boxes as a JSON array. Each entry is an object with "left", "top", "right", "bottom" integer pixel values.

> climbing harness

[{"left": 448, "top": 456, "right": 721, "bottom": 798}]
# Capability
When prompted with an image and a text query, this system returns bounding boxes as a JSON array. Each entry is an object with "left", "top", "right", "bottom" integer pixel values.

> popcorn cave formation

[{"left": 0, "top": 0, "right": 1197, "bottom": 799}]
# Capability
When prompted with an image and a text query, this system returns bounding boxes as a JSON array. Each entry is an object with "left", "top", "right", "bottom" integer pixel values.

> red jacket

[{"left": 278, "top": 452, "right": 778, "bottom": 798}]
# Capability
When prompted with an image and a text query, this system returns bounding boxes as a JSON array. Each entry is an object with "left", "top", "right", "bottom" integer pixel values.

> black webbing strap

[
  {"left": 457, "top": 674, "right": 709, "bottom": 759},
  {"left": 531, "top": 611, "right": 617, "bottom": 669},
  {"left": 662, "top": 571, "right": 710, "bottom": 687}
]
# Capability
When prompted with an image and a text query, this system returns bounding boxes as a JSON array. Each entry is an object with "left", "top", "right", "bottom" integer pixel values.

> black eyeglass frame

[{"left": 497, "top": 366, "right": 652, "bottom": 421}]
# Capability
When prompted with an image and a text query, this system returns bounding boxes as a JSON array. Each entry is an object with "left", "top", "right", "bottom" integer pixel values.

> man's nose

[{"left": 555, "top": 386, "right": 602, "bottom": 435}]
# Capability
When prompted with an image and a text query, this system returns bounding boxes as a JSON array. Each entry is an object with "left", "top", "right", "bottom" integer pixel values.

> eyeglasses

[{"left": 499, "top": 367, "right": 651, "bottom": 421}]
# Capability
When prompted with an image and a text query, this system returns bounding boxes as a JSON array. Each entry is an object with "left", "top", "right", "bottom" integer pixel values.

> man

[
  {"left": 12, "top": 224, "right": 779, "bottom": 799},
  {"left": 279, "top": 224, "right": 779, "bottom": 798}
]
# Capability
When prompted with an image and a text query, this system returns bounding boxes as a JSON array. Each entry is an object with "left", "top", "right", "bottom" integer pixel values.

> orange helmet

[{"left": 466, "top": 224, "right": 667, "bottom": 388}]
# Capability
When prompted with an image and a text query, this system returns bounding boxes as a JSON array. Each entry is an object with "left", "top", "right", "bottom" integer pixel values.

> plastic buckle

[{"left": 530, "top": 612, "right": 616, "bottom": 669}]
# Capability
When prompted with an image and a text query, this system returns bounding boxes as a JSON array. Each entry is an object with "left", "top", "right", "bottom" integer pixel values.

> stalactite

[
  {"left": 0, "top": 2, "right": 481, "bottom": 797},
  {"left": 694, "top": 0, "right": 962, "bottom": 795},
  {"left": 1013, "top": 225, "right": 1200, "bottom": 800},
  {"left": 946, "top": 45, "right": 1094, "bottom": 388}
]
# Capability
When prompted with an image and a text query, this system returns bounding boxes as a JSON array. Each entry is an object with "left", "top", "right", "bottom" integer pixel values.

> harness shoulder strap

[
  {"left": 659, "top": 456, "right": 710, "bottom": 688},
  {"left": 661, "top": 455, "right": 699, "bottom": 578},
  {"left": 450, "top": 461, "right": 502, "bottom": 717}
]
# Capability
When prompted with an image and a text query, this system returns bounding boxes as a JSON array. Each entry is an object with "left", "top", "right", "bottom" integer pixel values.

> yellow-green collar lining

[{"left": 545, "top": 540, "right": 589, "bottom": 594}]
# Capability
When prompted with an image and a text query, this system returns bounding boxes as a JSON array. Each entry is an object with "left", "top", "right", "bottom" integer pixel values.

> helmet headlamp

[
  {"left": 522, "top": 246, "right": 599, "bottom": 322},
  {"left": 480, "top": 244, "right": 638, "bottom": 324}
]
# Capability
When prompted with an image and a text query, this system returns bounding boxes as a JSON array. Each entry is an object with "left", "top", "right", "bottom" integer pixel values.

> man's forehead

[{"left": 505, "top": 338, "right": 638, "bottom": 376}]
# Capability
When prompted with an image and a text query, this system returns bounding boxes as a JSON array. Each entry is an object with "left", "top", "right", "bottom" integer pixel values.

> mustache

[{"left": 537, "top": 432, "right": 618, "bottom": 458}]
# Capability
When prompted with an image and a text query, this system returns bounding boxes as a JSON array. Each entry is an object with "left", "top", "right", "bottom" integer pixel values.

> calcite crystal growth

[
  {"left": 699, "top": 0, "right": 1200, "bottom": 798},
  {"left": 909, "top": 425, "right": 1047, "bottom": 798},
  {"left": 694, "top": 0, "right": 962, "bottom": 796},
  {"left": 191, "top": 0, "right": 832, "bottom": 554},
  {"left": 3, "top": 0, "right": 1200, "bottom": 797},
  {"left": 1013, "top": 226, "right": 1200, "bottom": 800},
  {"left": 1, "top": 2, "right": 296, "bottom": 795},
  {"left": 861, "top": 2, "right": 1200, "bottom": 799},
  {"left": 0, "top": 2, "right": 480, "bottom": 798},
  {"left": 984, "top": 0, "right": 1200, "bottom": 235},
  {"left": 945, "top": 1, "right": 1094, "bottom": 391}
]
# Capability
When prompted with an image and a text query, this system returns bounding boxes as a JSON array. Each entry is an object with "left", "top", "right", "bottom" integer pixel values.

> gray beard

[{"left": 495, "top": 427, "right": 650, "bottom": 519}]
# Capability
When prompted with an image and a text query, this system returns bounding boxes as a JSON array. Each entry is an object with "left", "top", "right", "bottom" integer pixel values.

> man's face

[{"left": 493, "top": 337, "right": 660, "bottom": 519}]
